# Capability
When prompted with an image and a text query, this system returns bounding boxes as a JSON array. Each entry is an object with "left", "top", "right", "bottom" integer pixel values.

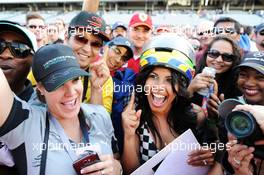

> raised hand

[
  {"left": 187, "top": 73, "right": 214, "bottom": 97},
  {"left": 227, "top": 135, "right": 254, "bottom": 175},
  {"left": 89, "top": 47, "right": 110, "bottom": 90},
  {"left": 233, "top": 104, "right": 264, "bottom": 134},
  {"left": 122, "top": 93, "right": 142, "bottom": 138}
]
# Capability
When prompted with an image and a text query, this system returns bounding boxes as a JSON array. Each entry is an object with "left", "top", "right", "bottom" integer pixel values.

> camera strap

[
  {"left": 82, "top": 74, "right": 89, "bottom": 102},
  {"left": 39, "top": 112, "right": 50, "bottom": 175},
  {"left": 79, "top": 112, "right": 90, "bottom": 144},
  {"left": 39, "top": 112, "right": 91, "bottom": 175}
]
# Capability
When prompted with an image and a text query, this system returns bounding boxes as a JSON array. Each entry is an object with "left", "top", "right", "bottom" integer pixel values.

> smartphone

[{"left": 73, "top": 150, "right": 100, "bottom": 175}]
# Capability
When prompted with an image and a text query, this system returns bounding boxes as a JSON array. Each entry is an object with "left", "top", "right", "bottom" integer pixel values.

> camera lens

[
  {"left": 230, "top": 114, "right": 252, "bottom": 136},
  {"left": 225, "top": 111, "right": 255, "bottom": 139}
]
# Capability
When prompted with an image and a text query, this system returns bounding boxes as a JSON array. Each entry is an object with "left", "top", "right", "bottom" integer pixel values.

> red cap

[
  {"left": 156, "top": 25, "right": 170, "bottom": 33},
  {"left": 129, "top": 13, "right": 153, "bottom": 30}
]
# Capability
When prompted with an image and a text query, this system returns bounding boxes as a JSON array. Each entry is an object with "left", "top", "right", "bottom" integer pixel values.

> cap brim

[
  {"left": 41, "top": 67, "right": 89, "bottom": 92},
  {"left": 98, "top": 32, "right": 110, "bottom": 42},
  {"left": 255, "top": 26, "right": 264, "bottom": 33},
  {"left": 0, "top": 22, "right": 37, "bottom": 52},
  {"left": 236, "top": 62, "right": 264, "bottom": 75},
  {"left": 111, "top": 43, "right": 133, "bottom": 59},
  {"left": 113, "top": 25, "right": 127, "bottom": 31},
  {"left": 218, "top": 99, "right": 245, "bottom": 119},
  {"left": 130, "top": 23, "right": 152, "bottom": 30}
]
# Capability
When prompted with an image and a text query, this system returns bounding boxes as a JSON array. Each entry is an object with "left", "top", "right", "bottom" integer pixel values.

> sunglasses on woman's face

[
  {"left": 0, "top": 39, "right": 33, "bottom": 58},
  {"left": 207, "top": 49, "right": 236, "bottom": 62}
]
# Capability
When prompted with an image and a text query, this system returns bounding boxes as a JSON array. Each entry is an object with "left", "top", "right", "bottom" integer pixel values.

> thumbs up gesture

[{"left": 122, "top": 93, "right": 142, "bottom": 137}]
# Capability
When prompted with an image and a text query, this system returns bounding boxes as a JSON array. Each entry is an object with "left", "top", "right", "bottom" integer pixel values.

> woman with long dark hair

[
  {"left": 121, "top": 34, "right": 214, "bottom": 174},
  {"left": 188, "top": 35, "right": 242, "bottom": 117}
]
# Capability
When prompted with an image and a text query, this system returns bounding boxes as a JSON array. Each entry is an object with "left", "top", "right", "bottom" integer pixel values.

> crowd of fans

[{"left": 0, "top": 1, "right": 264, "bottom": 175}]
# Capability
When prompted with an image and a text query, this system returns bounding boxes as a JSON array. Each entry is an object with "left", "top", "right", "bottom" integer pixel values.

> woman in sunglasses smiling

[
  {"left": 189, "top": 35, "right": 241, "bottom": 100},
  {"left": 188, "top": 35, "right": 242, "bottom": 138},
  {"left": 187, "top": 35, "right": 242, "bottom": 174}
]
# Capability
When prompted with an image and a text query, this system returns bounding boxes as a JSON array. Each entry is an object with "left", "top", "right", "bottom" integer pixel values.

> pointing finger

[
  {"left": 127, "top": 92, "right": 135, "bottom": 110},
  {"left": 136, "top": 109, "right": 142, "bottom": 120}
]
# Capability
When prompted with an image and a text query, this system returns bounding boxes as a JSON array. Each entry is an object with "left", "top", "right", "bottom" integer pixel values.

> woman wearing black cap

[
  {"left": 0, "top": 44, "right": 122, "bottom": 175},
  {"left": 219, "top": 51, "right": 264, "bottom": 175}
]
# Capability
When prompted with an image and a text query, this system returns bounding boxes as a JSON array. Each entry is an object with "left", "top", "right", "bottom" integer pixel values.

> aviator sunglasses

[
  {"left": 74, "top": 35, "right": 103, "bottom": 49},
  {"left": 0, "top": 39, "right": 34, "bottom": 58}
]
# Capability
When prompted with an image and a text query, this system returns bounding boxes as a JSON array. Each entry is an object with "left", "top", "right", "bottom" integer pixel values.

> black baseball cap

[
  {"left": 69, "top": 11, "right": 109, "bottom": 42},
  {"left": 32, "top": 44, "right": 89, "bottom": 92},
  {"left": 107, "top": 36, "right": 134, "bottom": 61},
  {"left": 236, "top": 51, "right": 264, "bottom": 75},
  {"left": 0, "top": 20, "right": 38, "bottom": 52}
]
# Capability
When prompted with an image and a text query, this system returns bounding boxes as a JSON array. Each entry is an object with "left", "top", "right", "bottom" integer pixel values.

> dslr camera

[{"left": 219, "top": 99, "right": 264, "bottom": 159}]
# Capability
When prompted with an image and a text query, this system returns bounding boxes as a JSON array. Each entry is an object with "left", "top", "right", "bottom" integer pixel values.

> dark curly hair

[
  {"left": 135, "top": 66, "right": 197, "bottom": 148},
  {"left": 196, "top": 35, "right": 242, "bottom": 98}
]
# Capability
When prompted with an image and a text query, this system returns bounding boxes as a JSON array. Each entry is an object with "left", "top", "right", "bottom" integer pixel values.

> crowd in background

[{"left": 0, "top": 2, "right": 264, "bottom": 175}]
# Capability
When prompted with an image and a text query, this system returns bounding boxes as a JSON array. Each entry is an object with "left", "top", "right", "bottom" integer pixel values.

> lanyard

[
  {"left": 79, "top": 111, "right": 90, "bottom": 144},
  {"left": 39, "top": 112, "right": 50, "bottom": 175},
  {"left": 50, "top": 112, "right": 90, "bottom": 161}
]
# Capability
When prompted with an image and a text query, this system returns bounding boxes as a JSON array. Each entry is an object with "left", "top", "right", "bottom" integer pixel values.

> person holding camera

[
  {"left": 217, "top": 51, "right": 264, "bottom": 175},
  {"left": 0, "top": 44, "right": 122, "bottom": 175},
  {"left": 226, "top": 104, "right": 264, "bottom": 175}
]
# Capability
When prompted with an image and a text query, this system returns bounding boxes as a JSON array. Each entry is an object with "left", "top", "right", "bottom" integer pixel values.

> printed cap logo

[
  {"left": 139, "top": 13, "right": 148, "bottom": 22},
  {"left": 253, "top": 51, "right": 264, "bottom": 58},
  {"left": 87, "top": 15, "right": 102, "bottom": 28}
]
